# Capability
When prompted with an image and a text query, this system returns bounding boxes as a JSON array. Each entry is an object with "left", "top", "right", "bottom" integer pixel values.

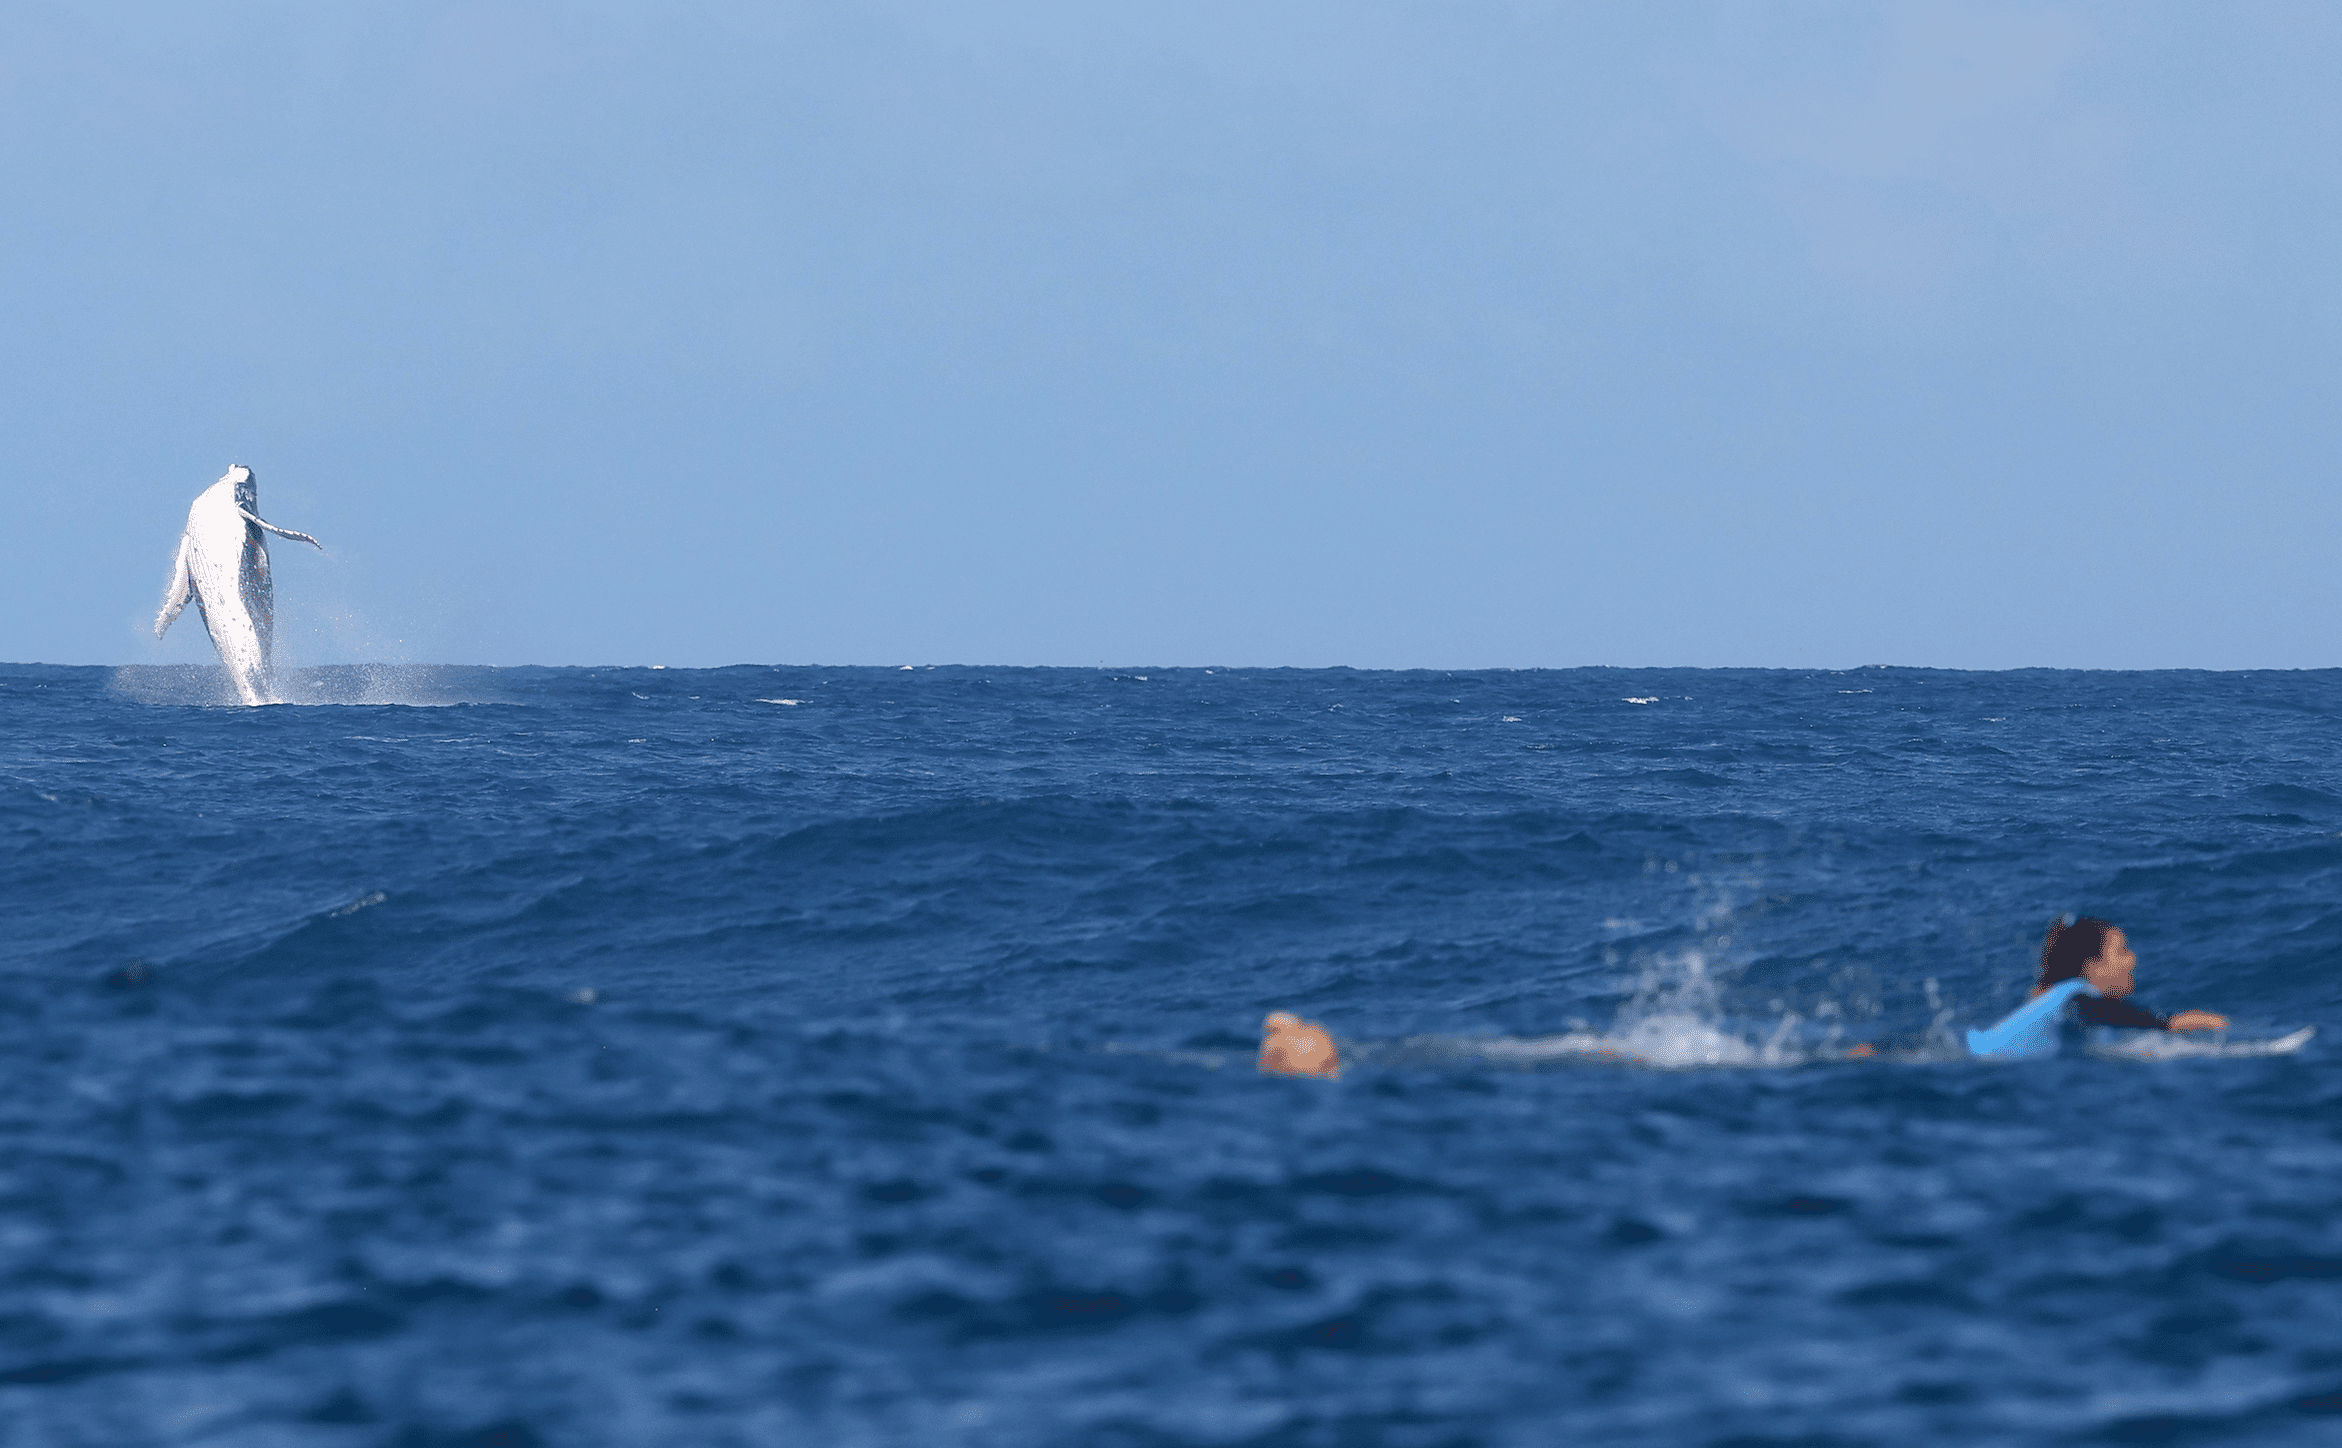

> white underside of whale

[{"left": 154, "top": 468, "right": 322, "bottom": 706}]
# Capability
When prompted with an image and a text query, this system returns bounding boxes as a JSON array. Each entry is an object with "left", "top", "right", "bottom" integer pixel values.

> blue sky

[{"left": 4, "top": 2, "right": 2336, "bottom": 668}]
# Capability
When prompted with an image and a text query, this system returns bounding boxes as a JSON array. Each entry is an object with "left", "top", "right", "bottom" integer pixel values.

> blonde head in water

[{"left": 1258, "top": 1012, "right": 1340, "bottom": 1079}]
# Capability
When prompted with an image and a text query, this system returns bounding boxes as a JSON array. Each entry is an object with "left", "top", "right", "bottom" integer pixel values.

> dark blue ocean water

[{"left": 3, "top": 663, "right": 2339, "bottom": 1447}]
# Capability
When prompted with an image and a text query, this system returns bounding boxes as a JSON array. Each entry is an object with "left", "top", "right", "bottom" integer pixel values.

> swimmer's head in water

[
  {"left": 1258, "top": 1011, "right": 1341, "bottom": 1079},
  {"left": 2038, "top": 916, "right": 2136, "bottom": 997}
]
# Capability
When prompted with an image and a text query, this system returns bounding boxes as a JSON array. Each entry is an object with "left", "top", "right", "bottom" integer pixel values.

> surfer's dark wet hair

[{"left": 2037, "top": 916, "right": 2118, "bottom": 990}]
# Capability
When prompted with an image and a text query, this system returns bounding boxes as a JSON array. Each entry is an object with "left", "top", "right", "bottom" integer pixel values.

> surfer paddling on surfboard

[
  {"left": 1851, "top": 915, "right": 2228, "bottom": 1059},
  {"left": 1947, "top": 916, "right": 2229, "bottom": 1060},
  {"left": 2031, "top": 917, "right": 2225, "bottom": 1033},
  {"left": 2042, "top": 918, "right": 2220, "bottom": 1030}
]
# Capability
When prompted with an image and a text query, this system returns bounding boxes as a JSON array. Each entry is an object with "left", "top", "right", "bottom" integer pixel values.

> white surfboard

[{"left": 2084, "top": 1025, "right": 2317, "bottom": 1061}]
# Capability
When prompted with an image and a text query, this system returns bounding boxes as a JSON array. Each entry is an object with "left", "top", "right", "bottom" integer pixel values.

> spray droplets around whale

[{"left": 153, "top": 464, "right": 323, "bottom": 706}]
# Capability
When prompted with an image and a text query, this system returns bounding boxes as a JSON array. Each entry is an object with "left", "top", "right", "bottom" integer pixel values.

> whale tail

[{"left": 155, "top": 533, "right": 194, "bottom": 639}]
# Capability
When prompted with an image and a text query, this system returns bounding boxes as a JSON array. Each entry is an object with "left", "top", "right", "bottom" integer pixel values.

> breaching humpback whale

[{"left": 154, "top": 464, "right": 322, "bottom": 705}]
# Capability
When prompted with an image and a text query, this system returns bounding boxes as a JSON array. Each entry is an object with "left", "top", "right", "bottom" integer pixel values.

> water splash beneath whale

[{"left": 106, "top": 664, "right": 504, "bottom": 708}]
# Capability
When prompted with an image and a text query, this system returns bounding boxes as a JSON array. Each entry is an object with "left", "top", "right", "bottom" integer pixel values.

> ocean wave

[{"left": 4, "top": 664, "right": 2340, "bottom": 1444}]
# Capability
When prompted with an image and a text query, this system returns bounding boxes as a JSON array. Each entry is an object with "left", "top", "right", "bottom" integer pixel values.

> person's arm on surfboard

[
  {"left": 2073, "top": 996, "right": 2165, "bottom": 1030},
  {"left": 2074, "top": 996, "right": 2226, "bottom": 1032}
]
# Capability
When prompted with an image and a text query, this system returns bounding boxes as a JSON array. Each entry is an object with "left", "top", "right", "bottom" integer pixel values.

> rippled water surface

[{"left": 3, "top": 664, "right": 2339, "bottom": 1446}]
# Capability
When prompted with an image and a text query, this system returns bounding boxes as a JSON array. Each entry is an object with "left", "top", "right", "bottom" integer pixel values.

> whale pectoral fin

[
  {"left": 154, "top": 534, "right": 194, "bottom": 638},
  {"left": 239, "top": 508, "right": 323, "bottom": 550}
]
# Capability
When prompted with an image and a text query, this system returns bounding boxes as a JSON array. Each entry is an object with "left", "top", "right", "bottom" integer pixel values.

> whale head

[{"left": 223, "top": 463, "right": 257, "bottom": 511}]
